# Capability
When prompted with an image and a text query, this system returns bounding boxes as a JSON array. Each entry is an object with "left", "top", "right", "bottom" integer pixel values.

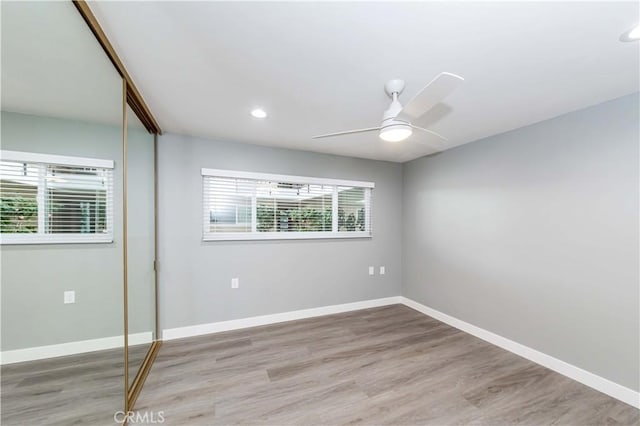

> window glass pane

[
  {"left": 45, "top": 189, "right": 107, "bottom": 234},
  {"left": 256, "top": 182, "right": 276, "bottom": 224},
  {"left": 45, "top": 165, "right": 108, "bottom": 234},
  {"left": 0, "top": 161, "right": 39, "bottom": 233},
  {"left": 256, "top": 181, "right": 332, "bottom": 232},
  {"left": 206, "top": 178, "right": 253, "bottom": 233},
  {"left": 338, "top": 186, "right": 366, "bottom": 232}
]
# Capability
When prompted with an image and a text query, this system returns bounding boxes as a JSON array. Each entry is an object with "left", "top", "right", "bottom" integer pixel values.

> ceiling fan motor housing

[
  {"left": 382, "top": 79, "right": 409, "bottom": 126},
  {"left": 382, "top": 100, "right": 405, "bottom": 124},
  {"left": 380, "top": 80, "right": 413, "bottom": 142},
  {"left": 384, "top": 79, "right": 406, "bottom": 97}
]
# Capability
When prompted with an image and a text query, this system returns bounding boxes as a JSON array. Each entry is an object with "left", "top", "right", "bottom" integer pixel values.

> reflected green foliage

[{"left": 0, "top": 196, "right": 38, "bottom": 233}]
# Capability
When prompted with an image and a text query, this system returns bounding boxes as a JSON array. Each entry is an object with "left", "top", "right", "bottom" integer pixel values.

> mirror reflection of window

[
  {"left": 0, "top": 156, "right": 114, "bottom": 241},
  {"left": 0, "top": 161, "right": 38, "bottom": 233},
  {"left": 45, "top": 166, "right": 109, "bottom": 234}
]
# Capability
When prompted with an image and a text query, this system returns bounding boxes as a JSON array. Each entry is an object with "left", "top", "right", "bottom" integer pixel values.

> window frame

[
  {"left": 202, "top": 168, "right": 374, "bottom": 241},
  {"left": 0, "top": 150, "right": 115, "bottom": 245}
]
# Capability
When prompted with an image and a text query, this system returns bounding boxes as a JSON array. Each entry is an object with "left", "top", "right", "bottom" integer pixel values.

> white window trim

[
  {"left": 203, "top": 231, "right": 372, "bottom": 242},
  {"left": 1, "top": 150, "right": 115, "bottom": 245},
  {"left": 1, "top": 150, "right": 114, "bottom": 169},
  {"left": 0, "top": 234, "right": 114, "bottom": 245},
  {"left": 201, "top": 168, "right": 375, "bottom": 189},
  {"left": 202, "top": 168, "right": 374, "bottom": 242}
]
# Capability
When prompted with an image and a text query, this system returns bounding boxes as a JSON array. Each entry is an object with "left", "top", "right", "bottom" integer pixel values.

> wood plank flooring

[
  {"left": 1, "top": 344, "right": 149, "bottom": 425},
  {"left": 133, "top": 305, "right": 640, "bottom": 425}
]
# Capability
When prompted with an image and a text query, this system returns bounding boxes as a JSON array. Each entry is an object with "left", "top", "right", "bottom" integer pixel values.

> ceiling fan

[{"left": 313, "top": 72, "right": 464, "bottom": 143}]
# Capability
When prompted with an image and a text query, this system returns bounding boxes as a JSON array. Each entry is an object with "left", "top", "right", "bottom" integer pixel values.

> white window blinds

[
  {"left": 0, "top": 151, "right": 114, "bottom": 244},
  {"left": 202, "top": 169, "right": 374, "bottom": 241}
]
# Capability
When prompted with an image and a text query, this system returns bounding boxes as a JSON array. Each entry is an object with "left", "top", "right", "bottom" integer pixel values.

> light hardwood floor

[
  {"left": 1, "top": 344, "right": 149, "bottom": 425},
  {"left": 134, "top": 305, "right": 639, "bottom": 425}
]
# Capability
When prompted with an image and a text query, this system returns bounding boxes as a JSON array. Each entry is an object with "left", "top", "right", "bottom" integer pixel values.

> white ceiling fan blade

[
  {"left": 396, "top": 72, "right": 464, "bottom": 122},
  {"left": 411, "top": 125, "right": 448, "bottom": 141},
  {"left": 312, "top": 127, "right": 380, "bottom": 139}
]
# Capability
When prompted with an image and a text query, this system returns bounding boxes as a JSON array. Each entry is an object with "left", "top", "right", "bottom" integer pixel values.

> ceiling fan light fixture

[
  {"left": 379, "top": 124, "right": 412, "bottom": 142},
  {"left": 250, "top": 108, "right": 268, "bottom": 118},
  {"left": 620, "top": 24, "right": 640, "bottom": 42},
  {"left": 312, "top": 73, "right": 463, "bottom": 143}
]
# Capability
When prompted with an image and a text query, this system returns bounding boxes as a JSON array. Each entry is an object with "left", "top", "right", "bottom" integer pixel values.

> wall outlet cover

[
  {"left": 63, "top": 291, "right": 75, "bottom": 304},
  {"left": 368, "top": 266, "right": 375, "bottom": 275}
]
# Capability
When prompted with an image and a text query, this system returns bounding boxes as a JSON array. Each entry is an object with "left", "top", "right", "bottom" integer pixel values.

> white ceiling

[{"left": 91, "top": 1, "right": 639, "bottom": 163}]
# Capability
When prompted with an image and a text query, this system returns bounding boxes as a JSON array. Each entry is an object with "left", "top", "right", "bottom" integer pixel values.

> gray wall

[
  {"left": 403, "top": 93, "right": 639, "bottom": 391},
  {"left": 157, "top": 134, "right": 403, "bottom": 331},
  {"left": 1, "top": 111, "right": 123, "bottom": 350}
]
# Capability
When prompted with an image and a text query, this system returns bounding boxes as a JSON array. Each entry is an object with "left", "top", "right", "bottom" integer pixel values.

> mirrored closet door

[
  {"left": 1, "top": 1, "right": 161, "bottom": 423},
  {"left": 0, "top": 1, "right": 125, "bottom": 424},
  {"left": 125, "top": 104, "right": 158, "bottom": 395}
]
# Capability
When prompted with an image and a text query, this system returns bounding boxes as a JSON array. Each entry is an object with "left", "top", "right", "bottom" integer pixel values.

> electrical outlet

[
  {"left": 368, "top": 266, "right": 375, "bottom": 276},
  {"left": 379, "top": 266, "right": 386, "bottom": 275},
  {"left": 231, "top": 278, "right": 239, "bottom": 289},
  {"left": 64, "top": 291, "right": 75, "bottom": 304}
]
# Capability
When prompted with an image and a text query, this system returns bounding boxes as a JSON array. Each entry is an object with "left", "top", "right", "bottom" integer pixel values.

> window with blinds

[
  {"left": 0, "top": 150, "right": 114, "bottom": 244},
  {"left": 202, "top": 168, "right": 373, "bottom": 241}
]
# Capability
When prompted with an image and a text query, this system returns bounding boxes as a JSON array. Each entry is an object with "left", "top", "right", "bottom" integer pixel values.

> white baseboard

[
  {"left": 128, "top": 331, "right": 155, "bottom": 346},
  {"left": 162, "top": 296, "right": 402, "bottom": 340},
  {"left": 400, "top": 297, "right": 640, "bottom": 409},
  {"left": 1, "top": 331, "right": 153, "bottom": 365}
]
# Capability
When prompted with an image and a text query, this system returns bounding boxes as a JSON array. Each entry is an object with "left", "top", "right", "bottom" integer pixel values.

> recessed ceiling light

[
  {"left": 251, "top": 108, "right": 267, "bottom": 118},
  {"left": 620, "top": 24, "right": 640, "bottom": 42}
]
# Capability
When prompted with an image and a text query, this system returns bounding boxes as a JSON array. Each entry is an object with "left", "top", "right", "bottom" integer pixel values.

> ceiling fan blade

[
  {"left": 312, "top": 127, "right": 380, "bottom": 139},
  {"left": 411, "top": 125, "right": 448, "bottom": 141},
  {"left": 396, "top": 72, "right": 464, "bottom": 122}
]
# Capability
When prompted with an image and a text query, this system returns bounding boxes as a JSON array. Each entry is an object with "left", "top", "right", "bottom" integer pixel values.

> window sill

[
  {"left": 0, "top": 235, "right": 114, "bottom": 245},
  {"left": 203, "top": 231, "right": 372, "bottom": 242}
]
